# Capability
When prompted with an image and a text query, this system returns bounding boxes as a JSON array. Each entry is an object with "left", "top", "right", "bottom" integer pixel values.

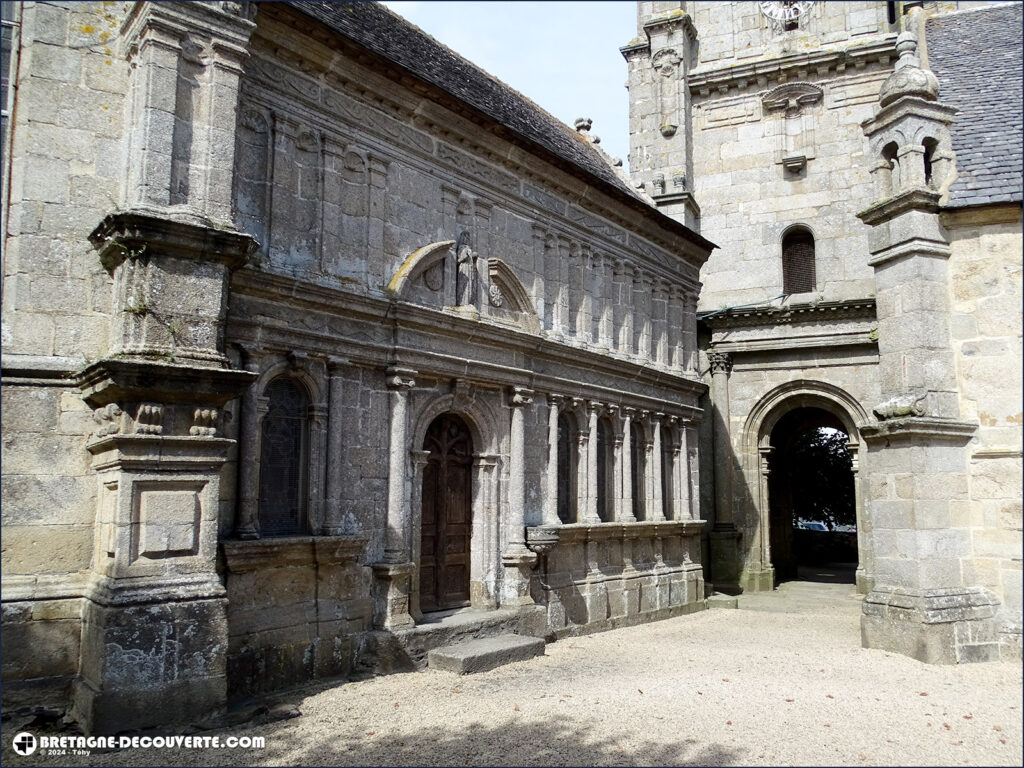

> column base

[
  {"left": 502, "top": 546, "right": 537, "bottom": 607},
  {"left": 861, "top": 586, "right": 1001, "bottom": 664},
  {"left": 72, "top": 593, "right": 228, "bottom": 735},
  {"left": 371, "top": 561, "right": 416, "bottom": 630},
  {"left": 740, "top": 566, "right": 775, "bottom": 593}
]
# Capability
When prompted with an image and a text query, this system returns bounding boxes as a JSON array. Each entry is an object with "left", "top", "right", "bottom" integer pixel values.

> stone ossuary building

[{"left": 1, "top": 0, "right": 1021, "bottom": 735}]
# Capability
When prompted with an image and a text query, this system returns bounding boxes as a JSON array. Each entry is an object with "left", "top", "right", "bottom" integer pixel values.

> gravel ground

[{"left": 3, "top": 581, "right": 1021, "bottom": 767}]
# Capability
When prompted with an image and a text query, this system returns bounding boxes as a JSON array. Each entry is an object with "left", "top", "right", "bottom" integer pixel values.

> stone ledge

[
  {"left": 859, "top": 416, "right": 977, "bottom": 444},
  {"left": 222, "top": 535, "right": 368, "bottom": 573},
  {"left": 427, "top": 634, "right": 545, "bottom": 675}
]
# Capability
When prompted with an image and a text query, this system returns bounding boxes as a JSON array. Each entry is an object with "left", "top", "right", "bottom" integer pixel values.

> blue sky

[{"left": 382, "top": 2, "right": 636, "bottom": 167}]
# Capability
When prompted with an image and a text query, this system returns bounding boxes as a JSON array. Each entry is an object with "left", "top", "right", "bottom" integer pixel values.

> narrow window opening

[
  {"left": 923, "top": 138, "right": 938, "bottom": 188},
  {"left": 557, "top": 413, "right": 576, "bottom": 524},
  {"left": 597, "top": 418, "right": 614, "bottom": 522},
  {"left": 631, "top": 422, "right": 646, "bottom": 521},
  {"left": 258, "top": 377, "right": 310, "bottom": 537},
  {"left": 887, "top": 1, "right": 897, "bottom": 25},
  {"left": 782, "top": 228, "right": 816, "bottom": 295}
]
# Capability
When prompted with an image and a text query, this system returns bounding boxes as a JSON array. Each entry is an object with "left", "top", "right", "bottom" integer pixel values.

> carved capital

[
  {"left": 510, "top": 387, "right": 534, "bottom": 408},
  {"left": 708, "top": 351, "right": 733, "bottom": 375},
  {"left": 386, "top": 367, "right": 416, "bottom": 391}
]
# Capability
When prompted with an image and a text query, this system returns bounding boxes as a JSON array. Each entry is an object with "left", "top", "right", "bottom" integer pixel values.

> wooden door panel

[{"left": 420, "top": 415, "right": 473, "bottom": 612}]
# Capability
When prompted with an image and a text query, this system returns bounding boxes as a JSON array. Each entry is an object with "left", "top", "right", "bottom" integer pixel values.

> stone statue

[{"left": 454, "top": 232, "right": 477, "bottom": 307}]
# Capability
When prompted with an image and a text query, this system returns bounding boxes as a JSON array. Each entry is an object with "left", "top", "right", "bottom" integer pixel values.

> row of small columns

[
  {"left": 381, "top": 371, "right": 697, "bottom": 563},
  {"left": 535, "top": 229, "right": 699, "bottom": 372},
  {"left": 542, "top": 394, "right": 695, "bottom": 527}
]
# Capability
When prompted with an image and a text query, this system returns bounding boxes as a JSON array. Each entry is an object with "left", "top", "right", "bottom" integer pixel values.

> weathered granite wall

[{"left": 945, "top": 206, "right": 1024, "bottom": 657}]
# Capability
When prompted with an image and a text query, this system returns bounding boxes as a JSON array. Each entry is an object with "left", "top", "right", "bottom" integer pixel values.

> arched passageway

[{"left": 766, "top": 407, "right": 857, "bottom": 585}]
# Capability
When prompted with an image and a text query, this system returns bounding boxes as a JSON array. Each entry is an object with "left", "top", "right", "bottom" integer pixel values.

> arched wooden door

[{"left": 420, "top": 414, "right": 473, "bottom": 612}]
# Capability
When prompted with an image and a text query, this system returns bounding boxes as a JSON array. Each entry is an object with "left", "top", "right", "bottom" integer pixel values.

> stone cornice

[
  {"left": 77, "top": 358, "right": 257, "bottom": 409},
  {"left": 90, "top": 209, "right": 258, "bottom": 274},
  {"left": 689, "top": 37, "right": 897, "bottom": 97},
  {"left": 857, "top": 187, "right": 942, "bottom": 226},
  {"left": 859, "top": 416, "right": 978, "bottom": 444},
  {"left": 699, "top": 297, "right": 877, "bottom": 329},
  {"left": 229, "top": 269, "right": 709, "bottom": 411}
]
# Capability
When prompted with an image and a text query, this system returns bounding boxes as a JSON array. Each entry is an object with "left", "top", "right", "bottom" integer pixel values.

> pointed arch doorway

[{"left": 420, "top": 413, "right": 474, "bottom": 613}]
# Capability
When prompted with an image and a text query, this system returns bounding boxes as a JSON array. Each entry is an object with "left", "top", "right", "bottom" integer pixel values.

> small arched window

[
  {"left": 923, "top": 137, "right": 938, "bottom": 188},
  {"left": 631, "top": 422, "right": 646, "bottom": 522},
  {"left": 782, "top": 227, "right": 816, "bottom": 295},
  {"left": 557, "top": 412, "right": 577, "bottom": 524},
  {"left": 258, "top": 377, "right": 309, "bottom": 536}
]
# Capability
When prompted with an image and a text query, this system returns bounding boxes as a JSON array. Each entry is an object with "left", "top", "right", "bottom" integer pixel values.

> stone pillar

[
  {"left": 372, "top": 367, "right": 416, "bottom": 631},
  {"left": 502, "top": 387, "right": 537, "bottom": 605},
  {"left": 543, "top": 394, "right": 563, "bottom": 526},
  {"left": 855, "top": 31, "right": 991, "bottom": 663},
  {"left": 122, "top": 2, "right": 255, "bottom": 219},
  {"left": 670, "top": 417, "right": 684, "bottom": 521},
  {"left": 650, "top": 413, "right": 666, "bottom": 521},
  {"left": 580, "top": 247, "right": 594, "bottom": 345},
  {"left": 582, "top": 402, "right": 602, "bottom": 524},
  {"left": 474, "top": 454, "right": 501, "bottom": 609},
  {"left": 383, "top": 368, "right": 416, "bottom": 563},
  {"left": 667, "top": 286, "right": 684, "bottom": 370},
  {"left": 408, "top": 449, "right": 432, "bottom": 620},
  {"left": 681, "top": 289, "right": 699, "bottom": 372},
  {"left": 708, "top": 350, "right": 740, "bottom": 593},
  {"left": 307, "top": 397, "right": 328, "bottom": 535},
  {"left": 367, "top": 155, "right": 389, "bottom": 262},
  {"left": 574, "top": 399, "right": 589, "bottom": 523},
  {"left": 532, "top": 225, "right": 548, "bottom": 330},
  {"left": 620, "top": 408, "right": 637, "bottom": 522},
  {"left": 74, "top": 217, "right": 257, "bottom": 734},
  {"left": 618, "top": 263, "right": 636, "bottom": 356},
  {"left": 652, "top": 283, "right": 669, "bottom": 367},
  {"left": 235, "top": 347, "right": 268, "bottom": 539},
  {"left": 633, "top": 271, "right": 652, "bottom": 362},
  {"left": 597, "top": 255, "right": 614, "bottom": 349},
  {"left": 322, "top": 357, "right": 348, "bottom": 535},
  {"left": 555, "top": 237, "right": 570, "bottom": 338}
]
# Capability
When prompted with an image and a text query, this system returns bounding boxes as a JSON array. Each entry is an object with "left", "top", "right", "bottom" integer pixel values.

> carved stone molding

[{"left": 708, "top": 351, "right": 733, "bottom": 375}]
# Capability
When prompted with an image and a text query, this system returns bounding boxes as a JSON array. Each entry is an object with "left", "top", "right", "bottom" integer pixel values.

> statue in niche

[{"left": 454, "top": 231, "right": 478, "bottom": 307}]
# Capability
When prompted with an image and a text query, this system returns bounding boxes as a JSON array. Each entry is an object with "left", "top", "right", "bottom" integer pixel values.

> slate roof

[
  {"left": 286, "top": 2, "right": 712, "bottom": 249},
  {"left": 926, "top": 3, "right": 1023, "bottom": 207}
]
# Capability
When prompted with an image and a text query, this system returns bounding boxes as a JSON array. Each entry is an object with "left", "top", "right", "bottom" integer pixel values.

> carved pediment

[
  {"left": 486, "top": 258, "right": 541, "bottom": 333},
  {"left": 386, "top": 241, "right": 456, "bottom": 307}
]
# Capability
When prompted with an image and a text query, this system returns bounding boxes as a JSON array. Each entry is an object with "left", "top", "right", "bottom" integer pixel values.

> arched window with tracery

[
  {"left": 782, "top": 227, "right": 816, "bottom": 295},
  {"left": 557, "top": 412, "right": 577, "bottom": 524},
  {"left": 258, "top": 377, "right": 309, "bottom": 536}
]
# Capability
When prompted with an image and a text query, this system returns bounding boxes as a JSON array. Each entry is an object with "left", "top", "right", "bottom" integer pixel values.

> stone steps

[{"left": 427, "top": 634, "right": 546, "bottom": 675}]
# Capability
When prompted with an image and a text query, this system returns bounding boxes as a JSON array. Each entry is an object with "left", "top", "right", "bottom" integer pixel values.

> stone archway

[
  {"left": 741, "top": 381, "right": 871, "bottom": 594},
  {"left": 765, "top": 407, "right": 857, "bottom": 584}
]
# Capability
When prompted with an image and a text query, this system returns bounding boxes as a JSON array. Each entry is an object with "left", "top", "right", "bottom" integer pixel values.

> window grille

[
  {"left": 782, "top": 229, "right": 816, "bottom": 294},
  {"left": 258, "top": 377, "right": 309, "bottom": 536}
]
